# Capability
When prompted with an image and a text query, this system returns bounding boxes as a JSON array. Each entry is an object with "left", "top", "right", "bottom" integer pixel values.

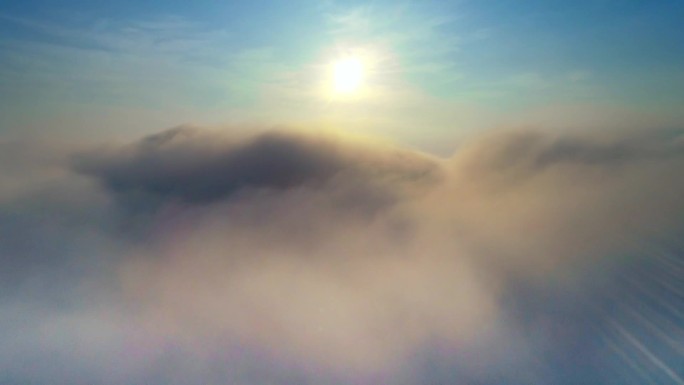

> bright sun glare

[{"left": 333, "top": 56, "right": 364, "bottom": 93}]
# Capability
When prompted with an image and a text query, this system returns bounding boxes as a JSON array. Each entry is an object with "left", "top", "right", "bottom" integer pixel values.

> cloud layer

[{"left": 2, "top": 126, "right": 684, "bottom": 384}]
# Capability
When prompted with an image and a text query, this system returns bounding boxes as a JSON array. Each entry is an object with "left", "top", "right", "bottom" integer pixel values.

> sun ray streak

[
  {"left": 620, "top": 272, "right": 684, "bottom": 322},
  {"left": 606, "top": 317, "right": 684, "bottom": 385},
  {"left": 604, "top": 333, "right": 660, "bottom": 385},
  {"left": 620, "top": 304, "right": 684, "bottom": 355}
]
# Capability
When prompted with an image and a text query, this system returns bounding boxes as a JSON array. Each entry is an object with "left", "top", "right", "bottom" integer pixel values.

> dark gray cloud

[
  {"left": 452, "top": 128, "right": 684, "bottom": 185},
  {"left": 2, "top": 126, "right": 684, "bottom": 384},
  {"left": 74, "top": 126, "right": 440, "bottom": 207}
]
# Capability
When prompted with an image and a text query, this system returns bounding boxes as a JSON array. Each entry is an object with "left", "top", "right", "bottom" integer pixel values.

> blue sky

[{"left": 2, "top": 0, "right": 683, "bottom": 149}]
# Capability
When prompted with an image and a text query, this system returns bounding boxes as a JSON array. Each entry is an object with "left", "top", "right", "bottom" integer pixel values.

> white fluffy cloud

[{"left": 1, "top": 126, "right": 683, "bottom": 384}]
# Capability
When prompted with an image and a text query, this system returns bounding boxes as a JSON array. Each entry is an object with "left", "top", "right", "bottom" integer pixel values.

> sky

[
  {"left": 1, "top": 1, "right": 684, "bottom": 384},
  {"left": 2, "top": 0, "right": 684, "bottom": 149}
]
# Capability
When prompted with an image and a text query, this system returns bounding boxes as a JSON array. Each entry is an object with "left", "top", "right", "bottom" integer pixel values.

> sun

[{"left": 333, "top": 56, "right": 364, "bottom": 93}]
